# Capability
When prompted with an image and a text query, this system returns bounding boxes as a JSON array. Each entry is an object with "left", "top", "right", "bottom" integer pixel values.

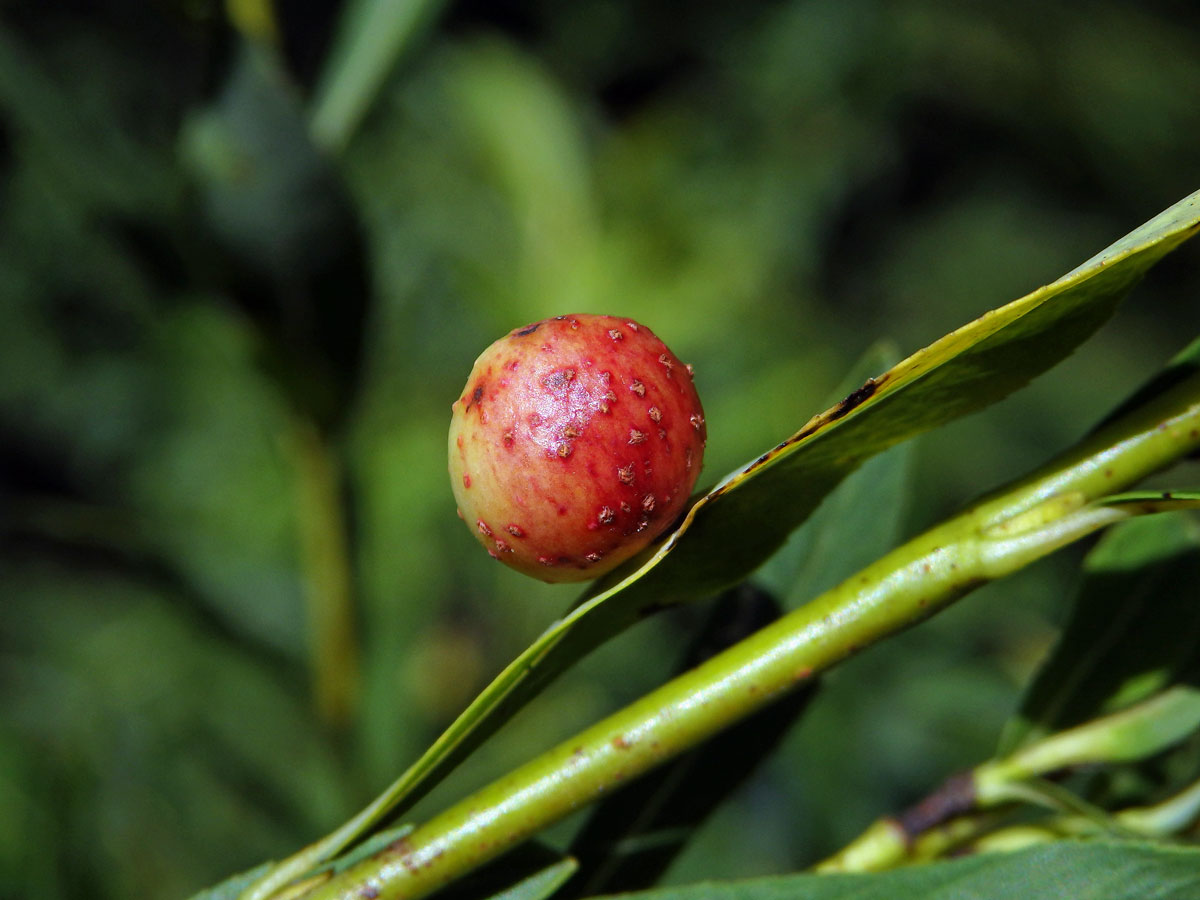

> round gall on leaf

[{"left": 448, "top": 314, "right": 707, "bottom": 583}]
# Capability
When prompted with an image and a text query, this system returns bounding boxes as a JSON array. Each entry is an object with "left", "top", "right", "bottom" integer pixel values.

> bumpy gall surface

[{"left": 448, "top": 314, "right": 707, "bottom": 582}]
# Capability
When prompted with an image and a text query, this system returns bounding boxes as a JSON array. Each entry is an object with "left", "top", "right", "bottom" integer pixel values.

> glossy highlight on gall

[{"left": 448, "top": 314, "right": 707, "bottom": 582}]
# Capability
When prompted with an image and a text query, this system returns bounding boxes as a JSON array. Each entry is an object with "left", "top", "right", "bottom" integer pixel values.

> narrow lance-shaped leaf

[
  {"left": 309, "top": 0, "right": 448, "bottom": 152},
  {"left": 818, "top": 685, "right": 1200, "bottom": 874},
  {"left": 997, "top": 337, "right": 1200, "bottom": 753},
  {"left": 362, "top": 189, "right": 1200, "bottom": 818},
  {"left": 238, "top": 191, "right": 1200, "bottom": 899},
  {"left": 299, "top": 303, "right": 1200, "bottom": 900},
  {"left": 481, "top": 857, "right": 577, "bottom": 900},
  {"left": 754, "top": 341, "right": 914, "bottom": 606},
  {"left": 610, "top": 841, "right": 1200, "bottom": 900}
]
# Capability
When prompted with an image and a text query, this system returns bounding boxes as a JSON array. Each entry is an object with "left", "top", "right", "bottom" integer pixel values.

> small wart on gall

[{"left": 448, "top": 314, "right": 707, "bottom": 583}]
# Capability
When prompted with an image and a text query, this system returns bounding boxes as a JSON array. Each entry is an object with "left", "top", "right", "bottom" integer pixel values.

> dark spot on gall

[
  {"left": 515, "top": 322, "right": 541, "bottom": 337},
  {"left": 543, "top": 369, "right": 575, "bottom": 391}
]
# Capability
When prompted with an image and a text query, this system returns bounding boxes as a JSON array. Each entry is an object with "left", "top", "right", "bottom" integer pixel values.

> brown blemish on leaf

[
  {"left": 828, "top": 377, "right": 879, "bottom": 422},
  {"left": 896, "top": 772, "right": 976, "bottom": 838}
]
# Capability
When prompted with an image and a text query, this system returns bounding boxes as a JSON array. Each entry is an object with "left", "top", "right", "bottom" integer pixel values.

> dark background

[{"left": 1, "top": 1, "right": 1198, "bottom": 897}]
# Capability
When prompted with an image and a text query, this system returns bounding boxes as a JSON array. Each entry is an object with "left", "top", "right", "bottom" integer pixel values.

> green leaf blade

[
  {"left": 605, "top": 841, "right": 1200, "bottom": 900},
  {"left": 304, "top": 189, "right": 1200, "bottom": 857},
  {"left": 1001, "top": 512, "right": 1200, "bottom": 753}
]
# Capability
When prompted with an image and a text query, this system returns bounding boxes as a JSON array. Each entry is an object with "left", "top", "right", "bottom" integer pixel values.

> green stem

[
  {"left": 815, "top": 687, "right": 1200, "bottom": 873},
  {"left": 975, "top": 687, "right": 1200, "bottom": 803},
  {"left": 302, "top": 373, "right": 1200, "bottom": 900}
]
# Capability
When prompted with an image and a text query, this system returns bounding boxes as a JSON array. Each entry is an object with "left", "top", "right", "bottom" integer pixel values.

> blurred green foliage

[{"left": 0, "top": 2, "right": 1198, "bottom": 898}]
